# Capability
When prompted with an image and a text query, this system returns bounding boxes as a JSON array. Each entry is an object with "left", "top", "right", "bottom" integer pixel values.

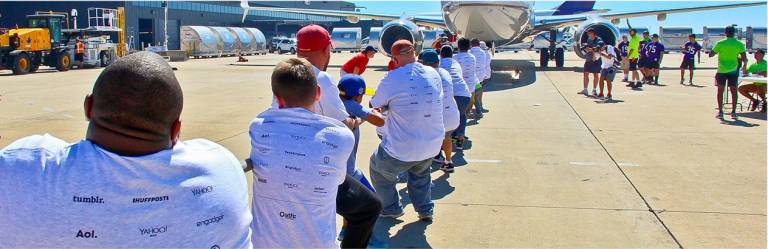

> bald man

[{"left": 0, "top": 52, "right": 252, "bottom": 248}]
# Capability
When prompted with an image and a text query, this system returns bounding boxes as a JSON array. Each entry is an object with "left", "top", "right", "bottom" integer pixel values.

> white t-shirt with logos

[
  {"left": 437, "top": 67, "right": 460, "bottom": 132},
  {"left": 0, "top": 134, "right": 253, "bottom": 249},
  {"left": 272, "top": 65, "right": 349, "bottom": 122},
  {"left": 601, "top": 45, "right": 617, "bottom": 69},
  {"left": 470, "top": 47, "right": 488, "bottom": 86},
  {"left": 248, "top": 108, "right": 354, "bottom": 248},
  {"left": 454, "top": 52, "right": 479, "bottom": 87},
  {"left": 371, "top": 62, "right": 445, "bottom": 162},
  {"left": 439, "top": 57, "right": 472, "bottom": 97}
]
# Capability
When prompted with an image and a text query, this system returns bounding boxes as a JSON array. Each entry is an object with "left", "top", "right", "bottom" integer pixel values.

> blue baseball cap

[
  {"left": 363, "top": 45, "right": 377, "bottom": 53},
  {"left": 338, "top": 75, "right": 367, "bottom": 98},
  {"left": 419, "top": 49, "right": 439, "bottom": 64}
]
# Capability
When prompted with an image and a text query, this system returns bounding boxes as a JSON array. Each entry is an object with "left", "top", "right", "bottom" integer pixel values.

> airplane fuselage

[{"left": 441, "top": 1, "right": 534, "bottom": 45}]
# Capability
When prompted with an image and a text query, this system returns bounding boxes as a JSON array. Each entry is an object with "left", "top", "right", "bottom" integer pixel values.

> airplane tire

[
  {"left": 555, "top": 48, "right": 565, "bottom": 68},
  {"left": 539, "top": 48, "right": 549, "bottom": 68}
]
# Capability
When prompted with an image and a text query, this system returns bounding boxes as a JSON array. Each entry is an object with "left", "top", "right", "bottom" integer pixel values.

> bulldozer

[{"left": 0, "top": 13, "right": 72, "bottom": 75}]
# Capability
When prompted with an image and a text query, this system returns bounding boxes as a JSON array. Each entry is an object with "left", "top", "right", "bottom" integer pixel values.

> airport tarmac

[{"left": 0, "top": 50, "right": 765, "bottom": 248}]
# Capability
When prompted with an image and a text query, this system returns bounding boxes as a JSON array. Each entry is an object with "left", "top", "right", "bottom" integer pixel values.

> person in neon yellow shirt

[
  {"left": 626, "top": 29, "right": 641, "bottom": 87},
  {"left": 738, "top": 49, "right": 766, "bottom": 112},
  {"left": 709, "top": 26, "right": 747, "bottom": 119}
]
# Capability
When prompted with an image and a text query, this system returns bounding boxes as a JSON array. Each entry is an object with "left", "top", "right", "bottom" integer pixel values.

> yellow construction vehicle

[{"left": 0, "top": 13, "right": 72, "bottom": 75}]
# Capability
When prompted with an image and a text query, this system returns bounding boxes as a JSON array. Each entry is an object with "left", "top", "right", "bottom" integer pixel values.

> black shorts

[
  {"left": 584, "top": 59, "right": 602, "bottom": 73},
  {"left": 638, "top": 57, "right": 647, "bottom": 68},
  {"left": 715, "top": 72, "right": 739, "bottom": 87},
  {"left": 75, "top": 53, "right": 84, "bottom": 61},
  {"left": 629, "top": 58, "right": 638, "bottom": 70},
  {"left": 647, "top": 61, "right": 660, "bottom": 69},
  {"left": 680, "top": 59, "right": 695, "bottom": 70}
]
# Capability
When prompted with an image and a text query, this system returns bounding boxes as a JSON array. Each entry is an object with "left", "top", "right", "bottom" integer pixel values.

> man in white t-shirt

[
  {"left": 249, "top": 58, "right": 356, "bottom": 248},
  {"left": 439, "top": 45, "right": 472, "bottom": 151},
  {"left": 469, "top": 38, "right": 488, "bottom": 117},
  {"left": 452, "top": 38, "right": 477, "bottom": 149},
  {"left": 598, "top": 44, "right": 618, "bottom": 100},
  {"left": 370, "top": 40, "right": 444, "bottom": 221},
  {"left": 0, "top": 52, "right": 252, "bottom": 248},
  {"left": 420, "top": 49, "right": 459, "bottom": 173}
]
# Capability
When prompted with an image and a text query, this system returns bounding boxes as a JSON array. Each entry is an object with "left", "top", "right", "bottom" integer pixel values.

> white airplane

[{"left": 240, "top": 0, "right": 765, "bottom": 67}]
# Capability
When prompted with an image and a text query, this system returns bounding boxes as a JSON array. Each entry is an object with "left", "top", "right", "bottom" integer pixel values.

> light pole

[{"left": 162, "top": 1, "right": 168, "bottom": 51}]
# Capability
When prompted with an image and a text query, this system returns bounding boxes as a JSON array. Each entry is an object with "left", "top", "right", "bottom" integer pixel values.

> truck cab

[{"left": 26, "top": 14, "right": 66, "bottom": 48}]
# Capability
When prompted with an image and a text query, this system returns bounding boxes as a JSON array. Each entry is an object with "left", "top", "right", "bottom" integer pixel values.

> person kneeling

[{"left": 0, "top": 52, "right": 252, "bottom": 248}]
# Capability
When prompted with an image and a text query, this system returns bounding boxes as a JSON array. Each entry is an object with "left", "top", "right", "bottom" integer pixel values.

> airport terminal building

[{"left": 0, "top": 1, "right": 384, "bottom": 50}]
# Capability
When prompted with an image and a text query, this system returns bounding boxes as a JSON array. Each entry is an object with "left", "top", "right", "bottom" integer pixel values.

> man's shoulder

[{"left": 1, "top": 134, "right": 69, "bottom": 166}]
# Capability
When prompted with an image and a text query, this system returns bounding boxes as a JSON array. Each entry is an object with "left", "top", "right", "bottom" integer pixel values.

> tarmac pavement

[{"left": 0, "top": 50, "right": 764, "bottom": 248}]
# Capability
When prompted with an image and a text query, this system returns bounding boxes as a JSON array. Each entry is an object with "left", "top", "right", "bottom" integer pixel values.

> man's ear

[
  {"left": 315, "top": 85, "right": 322, "bottom": 102},
  {"left": 84, "top": 94, "right": 93, "bottom": 121},
  {"left": 170, "top": 119, "right": 182, "bottom": 145}
]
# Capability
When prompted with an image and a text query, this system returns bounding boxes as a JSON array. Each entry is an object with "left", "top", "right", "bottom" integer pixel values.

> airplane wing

[
  {"left": 533, "top": 2, "right": 766, "bottom": 31},
  {"left": 240, "top": 0, "right": 446, "bottom": 29}
]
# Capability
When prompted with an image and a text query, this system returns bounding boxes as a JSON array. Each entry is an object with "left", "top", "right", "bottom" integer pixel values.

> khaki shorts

[{"left": 620, "top": 59, "right": 629, "bottom": 71}]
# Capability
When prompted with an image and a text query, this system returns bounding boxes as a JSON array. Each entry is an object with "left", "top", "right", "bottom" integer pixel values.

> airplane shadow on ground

[
  {"left": 484, "top": 59, "right": 537, "bottom": 92},
  {"left": 736, "top": 111, "right": 767, "bottom": 121}
]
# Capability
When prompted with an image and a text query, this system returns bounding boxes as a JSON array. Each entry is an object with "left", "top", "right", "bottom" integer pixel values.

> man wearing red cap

[
  {"left": 369, "top": 39, "right": 445, "bottom": 222},
  {"left": 292, "top": 24, "right": 383, "bottom": 249}
]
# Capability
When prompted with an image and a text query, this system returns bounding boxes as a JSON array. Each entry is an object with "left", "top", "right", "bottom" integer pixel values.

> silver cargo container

[
  {"left": 421, "top": 29, "right": 442, "bottom": 51},
  {"left": 331, "top": 27, "right": 362, "bottom": 53},
  {"left": 746, "top": 27, "right": 767, "bottom": 52},
  {"left": 368, "top": 27, "right": 382, "bottom": 53},
  {"left": 245, "top": 27, "right": 268, "bottom": 55},
  {"left": 703, "top": 26, "right": 744, "bottom": 51},
  {"left": 228, "top": 27, "right": 256, "bottom": 55},
  {"left": 659, "top": 26, "right": 693, "bottom": 52},
  {"left": 180, "top": 26, "right": 220, "bottom": 58},
  {"left": 209, "top": 26, "right": 238, "bottom": 56}
]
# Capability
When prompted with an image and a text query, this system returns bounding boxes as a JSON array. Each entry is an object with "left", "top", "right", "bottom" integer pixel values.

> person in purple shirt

[
  {"left": 644, "top": 34, "right": 665, "bottom": 85},
  {"left": 617, "top": 35, "right": 629, "bottom": 82},
  {"left": 637, "top": 31, "right": 651, "bottom": 86},
  {"left": 679, "top": 34, "right": 702, "bottom": 85}
]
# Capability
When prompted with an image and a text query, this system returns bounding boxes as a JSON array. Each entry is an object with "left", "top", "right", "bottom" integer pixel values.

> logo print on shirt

[
  {"left": 318, "top": 170, "right": 330, "bottom": 177},
  {"left": 290, "top": 135, "right": 306, "bottom": 141},
  {"left": 132, "top": 195, "right": 169, "bottom": 203},
  {"left": 254, "top": 145, "right": 271, "bottom": 154},
  {"left": 196, "top": 214, "right": 224, "bottom": 227},
  {"left": 283, "top": 182, "right": 299, "bottom": 189},
  {"left": 75, "top": 229, "right": 97, "bottom": 238},
  {"left": 279, "top": 211, "right": 297, "bottom": 220},
  {"left": 73, "top": 195, "right": 104, "bottom": 204},
  {"left": 313, "top": 187, "right": 328, "bottom": 194},
  {"left": 284, "top": 165, "right": 302, "bottom": 172},
  {"left": 322, "top": 141, "right": 338, "bottom": 149},
  {"left": 289, "top": 121, "right": 310, "bottom": 127},
  {"left": 284, "top": 151, "right": 306, "bottom": 157},
  {"left": 191, "top": 185, "right": 214, "bottom": 197},
  {"left": 211, "top": 246, "right": 221, "bottom": 249},
  {"left": 260, "top": 133, "right": 271, "bottom": 138},
  {"left": 139, "top": 225, "right": 167, "bottom": 237},
  {"left": 257, "top": 177, "right": 268, "bottom": 183},
  {"left": 323, "top": 156, "right": 330, "bottom": 164}
]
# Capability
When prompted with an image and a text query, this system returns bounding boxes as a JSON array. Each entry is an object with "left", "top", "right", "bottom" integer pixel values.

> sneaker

[
  {"left": 577, "top": 89, "right": 588, "bottom": 95},
  {"left": 380, "top": 211, "right": 405, "bottom": 219},
  {"left": 606, "top": 94, "right": 612, "bottom": 101},
  {"left": 680, "top": 79, "right": 685, "bottom": 85},
  {"left": 688, "top": 81, "right": 694, "bottom": 85},
  {"left": 481, "top": 108, "right": 490, "bottom": 113},
  {"left": 433, "top": 153, "right": 443, "bottom": 163},
  {"left": 591, "top": 89, "right": 598, "bottom": 97},
  {"left": 418, "top": 212, "right": 433, "bottom": 222},
  {"left": 597, "top": 93, "right": 604, "bottom": 98},
  {"left": 716, "top": 111, "right": 724, "bottom": 119},
  {"left": 622, "top": 78, "right": 628, "bottom": 82},
  {"left": 455, "top": 139, "right": 464, "bottom": 150},
  {"left": 635, "top": 81, "right": 643, "bottom": 88},
  {"left": 730, "top": 112, "right": 738, "bottom": 120},
  {"left": 440, "top": 162, "right": 455, "bottom": 173}
]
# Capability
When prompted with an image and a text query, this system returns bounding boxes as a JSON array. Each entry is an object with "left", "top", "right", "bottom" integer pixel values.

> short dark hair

[
  {"left": 458, "top": 38, "right": 470, "bottom": 51},
  {"left": 440, "top": 45, "right": 453, "bottom": 58},
  {"left": 688, "top": 34, "right": 696, "bottom": 38},
  {"left": 91, "top": 51, "right": 183, "bottom": 138},
  {"left": 271, "top": 58, "right": 317, "bottom": 107},
  {"left": 470, "top": 38, "right": 480, "bottom": 47},
  {"left": 629, "top": 29, "right": 637, "bottom": 33},
  {"left": 725, "top": 25, "right": 736, "bottom": 37},
  {"left": 756, "top": 48, "right": 765, "bottom": 55}
]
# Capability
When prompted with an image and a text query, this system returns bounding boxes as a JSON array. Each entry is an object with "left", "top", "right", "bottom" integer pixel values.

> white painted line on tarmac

[
  {"left": 617, "top": 162, "right": 640, "bottom": 167},
  {"left": 61, "top": 114, "right": 75, "bottom": 119},
  {"left": 42, "top": 107, "right": 55, "bottom": 112},
  {"left": 569, "top": 161, "right": 600, "bottom": 166},
  {"left": 465, "top": 159, "right": 502, "bottom": 164}
]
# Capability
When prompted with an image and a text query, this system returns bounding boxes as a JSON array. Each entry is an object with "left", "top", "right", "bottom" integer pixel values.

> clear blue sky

[{"left": 350, "top": 1, "right": 767, "bottom": 34}]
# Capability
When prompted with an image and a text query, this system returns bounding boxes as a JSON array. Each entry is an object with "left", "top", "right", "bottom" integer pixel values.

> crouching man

[{"left": 0, "top": 52, "right": 253, "bottom": 248}]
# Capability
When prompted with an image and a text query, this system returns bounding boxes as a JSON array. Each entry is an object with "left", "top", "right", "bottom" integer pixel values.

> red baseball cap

[{"left": 297, "top": 24, "right": 332, "bottom": 52}]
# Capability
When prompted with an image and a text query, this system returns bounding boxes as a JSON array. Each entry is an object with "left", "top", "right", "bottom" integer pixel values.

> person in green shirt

[
  {"left": 709, "top": 26, "right": 747, "bottom": 119},
  {"left": 738, "top": 49, "right": 766, "bottom": 112},
  {"left": 626, "top": 29, "right": 641, "bottom": 87}
]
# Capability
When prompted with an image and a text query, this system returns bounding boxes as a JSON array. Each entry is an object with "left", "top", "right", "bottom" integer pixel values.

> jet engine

[
  {"left": 378, "top": 19, "right": 424, "bottom": 57},
  {"left": 573, "top": 19, "right": 620, "bottom": 59}
]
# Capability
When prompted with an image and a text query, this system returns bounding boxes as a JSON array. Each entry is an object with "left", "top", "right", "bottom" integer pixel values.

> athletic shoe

[
  {"left": 680, "top": 79, "right": 685, "bottom": 85},
  {"left": 688, "top": 81, "right": 694, "bottom": 85},
  {"left": 730, "top": 112, "right": 738, "bottom": 120},
  {"left": 433, "top": 153, "right": 443, "bottom": 163},
  {"left": 380, "top": 211, "right": 405, "bottom": 219},
  {"left": 597, "top": 93, "right": 604, "bottom": 98},
  {"left": 440, "top": 162, "right": 455, "bottom": 173},
  {"left": 635, "top": 81, "right": 643, "bottom": 88},
  {"left": 622, "top": 78, "right": 628, "bottom": 82},
  {"left": 418, "top": 212, "right": 433, "bottom": 222},
  {"left": 455, "top": 139, "right": 464, "bottom": 150},
  {"left": 716, "top": 111, "right": 724, "bottom": 119},
  {"left": 626, "top": 82, "right": 634, "bottom": 87},
  {"left": 577, "top": 89, "right": 588, "bottom": 95},
  {"left": 481, "top": 108, "right": 490, "bottom": 113},
  {"left": 606, "top": 94, "right": 613, "bottom": 101},
  {"left": 591, "top": 89, "right": 598, "bottom": 97}
]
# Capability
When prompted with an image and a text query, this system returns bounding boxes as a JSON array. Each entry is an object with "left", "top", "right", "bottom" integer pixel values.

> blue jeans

[
  {"left": 453, "top": 96, "right": 471, "bottom": 137},
  {"left": 369, "top": 145, "right": 434, "bottom": 215}
]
